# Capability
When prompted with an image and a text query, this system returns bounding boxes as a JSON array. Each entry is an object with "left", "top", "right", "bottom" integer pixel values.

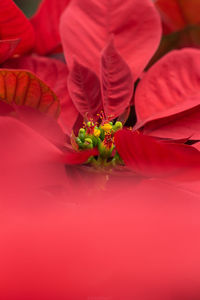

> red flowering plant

[
  {"left": 1, "top": 0, "right": 200, "bottom": 194},
  {"left": 2, "top": 2, "right": 200, "bottom": 299}
]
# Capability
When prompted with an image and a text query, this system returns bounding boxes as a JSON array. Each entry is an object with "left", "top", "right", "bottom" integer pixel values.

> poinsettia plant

[{"left": 1, "top": 0, "right": 200, "bottom": 192}]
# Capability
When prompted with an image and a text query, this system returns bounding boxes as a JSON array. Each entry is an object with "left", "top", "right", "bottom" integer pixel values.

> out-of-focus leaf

[
  {"left": 148, "top": 25, "right": 200, "bottom": 68},
  {"left": 0, "top": 70, "right": 60, "bottom": 118},
  {"left": 0, "top": 0, "right": 35, "bottom": 55}
]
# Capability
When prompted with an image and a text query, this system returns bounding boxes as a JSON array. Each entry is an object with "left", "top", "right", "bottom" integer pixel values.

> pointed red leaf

[
  {"left": 101, "top": 39, "right": 133, "bottom": 119},
  {"left": 3, "top": 55, "right": 79, "bottom": 134},
  {"left": 0, "top": 70, "right": 60, "bottom": 118},
  {"left": 135, "top": 48, "right": 200, "bottom": 138},
  {"left": 31, "top": 0, "right": 71, "bottom": 55},
  {"left": 115, "top": 129, "right": 200, "bottom": 180},
  {"left": 60, "top": 0, "right": 161, "bottom": 79},
  {"left": 0, "top": 0, "right": 35, "bottom": 55},
  {"left": 68, "top": 60, "right": 102, "bottom": 119},
  {"left": 0, "top": 39, "right": 19, "bottom": 64}
]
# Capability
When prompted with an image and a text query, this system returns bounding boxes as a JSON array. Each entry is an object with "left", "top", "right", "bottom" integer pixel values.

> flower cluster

[{"left": 1, "top": 0, "right": 200, "bottom": 299}]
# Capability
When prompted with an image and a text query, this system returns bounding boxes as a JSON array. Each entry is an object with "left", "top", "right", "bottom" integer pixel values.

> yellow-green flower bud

[
  {"left": 78, "top": 128, "right": 86, "bottom": 142},
  {"left": 113, "top": 121, "right": 123, "bottom": 131},
  {"left": 84, "top": 137, "right": 93, "bottom": 149}
]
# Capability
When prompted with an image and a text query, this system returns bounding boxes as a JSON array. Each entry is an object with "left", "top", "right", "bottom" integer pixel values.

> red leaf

[
  {"left": 3, "top": 55, "right": 79, "bottom": 134},
  {"left": 0, "top": 39, "right": 19, "bottom": 64},
  {"left": 68, "top": 60, "right": 102, "bottom": 119},
  {"left": 15, "top": 106, "right": 66, "bottom": 147},
  {"left": 140, "top": 107, "right": 200, "bottom": 140},
  {"left": 0, "top": 116, "right": 70, "bottom": 196},
  {"left": 101, "top": 39, "right": 133, "bottom": 119},
  {"left": 31, "top": 0, "right": 71, "bottom": 55},
  {"left": 155, "top": 0, "right": 200, "bottom": 33},
  {"left": 115, "top": 129, "right": 200, "bottom": 180},
  {"left": 0, "top": 0, "right": 35, "bottom": 55},
  {"left": 60, "top": 0, "right": 161, "bottom": 79},
  {"left": 0, "top": 70, "right": 60, "bottom": 118},
  {"left": 135, "top": 49, "right": 200, "bottom": 138}
]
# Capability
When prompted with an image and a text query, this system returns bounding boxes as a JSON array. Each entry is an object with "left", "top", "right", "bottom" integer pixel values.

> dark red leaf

[
  {"left": 101, "top": 39, "right": 133, "bottom": 119},
  {"left": 68, "top": 60, "right": 102, "bottom": 119}
]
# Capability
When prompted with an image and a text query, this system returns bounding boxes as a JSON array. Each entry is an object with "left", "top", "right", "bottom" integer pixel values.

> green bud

[
  {"left": 87, "top": 121, "right": 94, "bottom": 127},
  {"left": 78, "top": 128, "right": 86, "bottom": 142},
  {"left": 84, "top": 137, "right": 93, "bottom": 149},
  {"left": 113, "top": 121, "right": 123, "bottom": 131},
  {"left": 76, "top": 137, "right": 84, "bottom": 149}
]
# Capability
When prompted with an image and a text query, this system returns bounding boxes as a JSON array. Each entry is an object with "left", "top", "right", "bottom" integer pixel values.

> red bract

[
  {"left": 68, "top": 39, "right": 133, "bottom": 120},
  {"left": 1, "top": 182, "right": 200, "bottom": 299},
  {"left": 155, "top": 0, "right": 200, "bottom": 34},
  {"left": 3, "top": 55, "right": 79, "bottom": 134},
  {"left": 31, "top": 0, "right": 71, "bottom": 55},
  {"left": 60, "top": 0, "right": 161, "bottom": 80},
  {"left": 151, "top": 0, "right": 200, "bottom": 64},
  {"left": 115, "top": 129, "right": 200, "bottom": 180},
  {"left": 0, "top": 0, "right": 35, "bottom": 56},
  {"left": 0, "top": 39, "right": 19, "bottom": 65},
  {"left": 0, "top": 0, "right": 72, "bottom": 63},
  {"left": 134, "top": 48, "right": 200, "bottom": 140}
]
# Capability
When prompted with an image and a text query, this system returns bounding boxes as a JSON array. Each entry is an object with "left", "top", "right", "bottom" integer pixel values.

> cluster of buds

[{"left": 74, "top": 119, "right": 123, "bottom": 165}]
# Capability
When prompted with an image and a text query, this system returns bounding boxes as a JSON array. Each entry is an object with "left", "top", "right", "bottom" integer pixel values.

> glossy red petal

[
  {"left": 135, "top": 49, "right": 200, "bottom": 137},
  {"left": 101, "top": 39, "right": 133, "bottom": 119},
  {"left": 0, "top": 0, "right": 35, "bottom": 55},
  {"left": 31, "top": 0, "right": 71, "bottom": 55},
  {"left": 60, "top": 0, "right": 161, "bottom": 79},
  {"left": 62, "top": 148, "right": 98, "bottom": 165},
  {"left": 115, "top": 129, "right": 200, "bottom": 180},
  {"left": 0, "top": 39, "right": 19, "bottom": 64},
  {"left": 3, "top": 56, "right": 78, "bottom": 134},
  {"left": 68, "top": 60, "right": 102, "bottom": 119},
  {"left": 0, "top": 69, "right": 60, "bottom": 118}
]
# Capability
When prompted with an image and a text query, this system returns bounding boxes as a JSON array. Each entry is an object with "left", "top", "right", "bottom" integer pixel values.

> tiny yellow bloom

[
  {"left": 94, "top": 128, "right": 101, "bottom": 137},
  {"left": 101, "top": 123, "right": 112, "bottom": 132}
]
